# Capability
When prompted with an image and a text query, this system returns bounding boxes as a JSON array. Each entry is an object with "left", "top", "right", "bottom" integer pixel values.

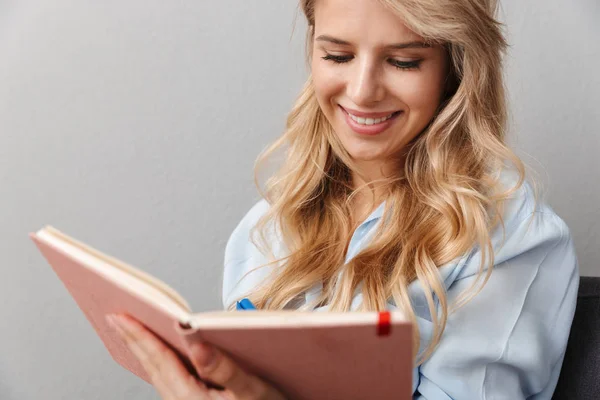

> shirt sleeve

[
  {"left": 221, "top": 199, "right": 273, "bottom": 309},
  {"left": 413, "top": 210, "right": 579, "bottom": 399}
]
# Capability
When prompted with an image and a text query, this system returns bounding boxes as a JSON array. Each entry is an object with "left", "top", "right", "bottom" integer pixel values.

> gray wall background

[{"left": 0, "top": 1, "right": 597, "bottom": 399}]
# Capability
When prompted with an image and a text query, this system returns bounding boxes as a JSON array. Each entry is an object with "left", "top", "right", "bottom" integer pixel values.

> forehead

[{"left": 313, "top": 0, "right": 423, "bottom": 43}]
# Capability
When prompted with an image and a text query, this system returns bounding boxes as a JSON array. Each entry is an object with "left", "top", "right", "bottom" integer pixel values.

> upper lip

[{"left": 339, "top": 105, "right": 400, "bottom": 119}]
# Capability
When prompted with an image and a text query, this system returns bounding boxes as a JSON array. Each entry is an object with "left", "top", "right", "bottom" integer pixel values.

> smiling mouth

[{"left": 339, "top": 106, "right": 402, "bottom": 126}]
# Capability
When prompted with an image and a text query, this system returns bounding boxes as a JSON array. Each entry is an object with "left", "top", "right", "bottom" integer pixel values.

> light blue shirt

[{"left": 222, "top": 168, "right": 579, "bottom": 399}]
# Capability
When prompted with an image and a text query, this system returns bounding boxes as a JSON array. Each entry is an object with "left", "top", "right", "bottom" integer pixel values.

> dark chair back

[{"left": 553, "top": 277, "right": 600, "bottom": 399}]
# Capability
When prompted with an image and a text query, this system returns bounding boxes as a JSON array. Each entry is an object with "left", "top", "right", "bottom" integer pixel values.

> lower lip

[{"left": 340, "top": 106, "right": 401, "bottom": 136}]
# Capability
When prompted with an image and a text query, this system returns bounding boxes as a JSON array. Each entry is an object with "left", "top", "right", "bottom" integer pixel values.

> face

[{"left": 311, "top": 0, "right": 450, "bottom": 182}]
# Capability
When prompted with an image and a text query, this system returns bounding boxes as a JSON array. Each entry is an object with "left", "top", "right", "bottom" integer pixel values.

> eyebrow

[{"left": 315, "top": 34, "right": 431, "bottom": 50}]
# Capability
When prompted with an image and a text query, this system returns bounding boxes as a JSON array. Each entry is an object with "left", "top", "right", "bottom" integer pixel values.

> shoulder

[
  {"left": 495, "top": 167, "right": 570, "bottom": 247},
  {"left": 224, "top": 198, "right": 271, "bottom": 261},
  {"left": 456, "top": 167, "right": 576, "bottom": 280},
  {"left": 221, "top": 198, "right": 275, "bottom": 309}
]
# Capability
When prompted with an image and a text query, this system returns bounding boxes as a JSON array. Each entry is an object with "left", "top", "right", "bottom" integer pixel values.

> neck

[{"left": 350, "top": 157, "right": 403, "bottom": 204}]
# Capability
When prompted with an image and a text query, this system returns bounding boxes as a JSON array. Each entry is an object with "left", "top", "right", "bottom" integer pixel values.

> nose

[{"left": 346, "top": 57, "right": 386, "bottom": 106}]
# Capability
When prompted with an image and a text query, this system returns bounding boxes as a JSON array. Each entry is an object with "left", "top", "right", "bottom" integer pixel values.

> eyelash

[{"left": 321, "top": 54, "right": 422, "bottom": 71}]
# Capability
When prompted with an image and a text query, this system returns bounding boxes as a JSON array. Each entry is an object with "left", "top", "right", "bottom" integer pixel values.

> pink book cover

[{"left": 30, "top": 229, "right": 413, "bottom": 400}]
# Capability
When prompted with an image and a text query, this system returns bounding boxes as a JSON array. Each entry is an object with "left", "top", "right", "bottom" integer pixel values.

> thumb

[{"left": 190, "top": 342, "right": 280, "bottom": 399}]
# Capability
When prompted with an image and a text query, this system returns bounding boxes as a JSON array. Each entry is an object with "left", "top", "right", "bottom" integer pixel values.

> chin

[
  {"left": 345, "top": 148, "right": 387, "bottom": 162},
  {"left": 339, "top": 140, "right": 385, "bottom": 162},
  {"left": 350, "top": 153, "right": 383, "bottom": 162}
]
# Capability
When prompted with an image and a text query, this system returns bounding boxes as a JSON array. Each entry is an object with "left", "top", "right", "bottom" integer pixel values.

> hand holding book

[{"left": 106, "top": 313, "right": 286, "bottom": 400}]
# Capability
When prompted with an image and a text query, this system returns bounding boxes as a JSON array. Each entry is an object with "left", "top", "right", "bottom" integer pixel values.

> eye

[
  {"left": 321, "top": 53, "right": 422, "bottom": 71},
  {"left": 321, "top": 53, "right": 353, "bottom": 64},
  {"left": 389, "top": 59, "right": 422, "bottom": 71}
]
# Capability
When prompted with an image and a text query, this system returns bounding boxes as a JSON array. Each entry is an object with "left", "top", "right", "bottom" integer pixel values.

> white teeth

[{"left": 348, "top": 112, "right": 396, "bottom": 125}]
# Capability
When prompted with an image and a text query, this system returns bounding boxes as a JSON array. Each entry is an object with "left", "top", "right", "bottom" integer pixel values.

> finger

[
  {"left": 190, "top": 343, "right": 281, "bottom": 400},
  {"left": 107, "top": 314, "right": 183, "bottom": 397},
  {"left": 107, "top": 314, "right": 208, "bottom": 399},
  {"left": 207, "top": 388, "right": 235, "bottom": 400}
]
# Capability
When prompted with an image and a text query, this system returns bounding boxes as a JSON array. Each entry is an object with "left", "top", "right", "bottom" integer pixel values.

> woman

[{"left": 106, "top": 0, "right": 579, "bottom": 398}]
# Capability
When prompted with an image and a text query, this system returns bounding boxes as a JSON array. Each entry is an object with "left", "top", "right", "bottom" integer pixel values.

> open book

[{"left": 30, "top": 226, "right": 413, "bottom": 400}]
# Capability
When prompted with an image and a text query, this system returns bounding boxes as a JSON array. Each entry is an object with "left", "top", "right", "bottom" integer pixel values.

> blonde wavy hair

[{"left": 234, "top": 0, "right": 538, "bottom": 365}]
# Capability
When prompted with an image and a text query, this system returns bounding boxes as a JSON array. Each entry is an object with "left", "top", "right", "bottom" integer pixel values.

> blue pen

[{"left": 236, "top": 298, "right": 257, "bottom": 310}]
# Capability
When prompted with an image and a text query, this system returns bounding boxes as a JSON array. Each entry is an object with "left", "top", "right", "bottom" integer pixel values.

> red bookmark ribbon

[{"left": 377, "top": 311, "right": 391, "bottom": 336}]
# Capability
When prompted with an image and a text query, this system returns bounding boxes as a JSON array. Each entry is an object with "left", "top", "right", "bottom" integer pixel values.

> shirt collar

[{"left": 362, "top": 200, "right": 387, "bottom": 225}]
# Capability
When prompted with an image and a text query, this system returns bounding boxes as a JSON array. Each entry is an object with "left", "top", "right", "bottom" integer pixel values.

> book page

[{"left": 37, "top": 227, "right": 192, "bottom": 321}]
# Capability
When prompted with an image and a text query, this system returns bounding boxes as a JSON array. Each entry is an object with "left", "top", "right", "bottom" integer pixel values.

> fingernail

[
  {"left": 105, "top": 314, "right": 116, "bottom": 327},
  {"left": 193, "top": 342, "right": 217, "bottom": 371},
  {"left": 105, "top": 315, "right": 123, "bottom": 332}
]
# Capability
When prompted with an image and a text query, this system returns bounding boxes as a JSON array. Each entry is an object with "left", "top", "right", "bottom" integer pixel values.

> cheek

[
  {"left": 393, "top": 60, "right": 448, "bottom": 116},
  {"left": 394, "top": 74, "right": 445, "bottom": 114},
  {"left": 312, "top": 62, "right": 343, "bottom": 108}
]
